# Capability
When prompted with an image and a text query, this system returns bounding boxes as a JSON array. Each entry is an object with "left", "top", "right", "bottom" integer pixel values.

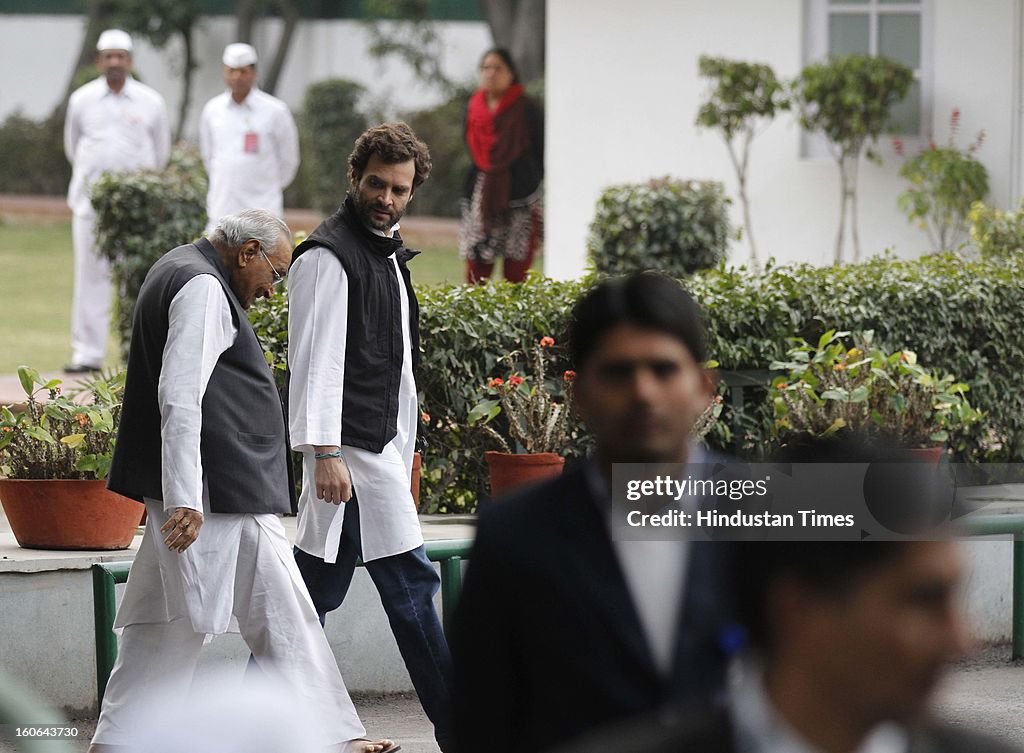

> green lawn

[{"left": 0, "top": 217, "right": 473, "bottom": 374}]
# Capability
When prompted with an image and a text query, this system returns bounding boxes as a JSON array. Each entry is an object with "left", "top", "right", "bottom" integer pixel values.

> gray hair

[{"left": 210, "top": 209, "right": 290, "bottom": 253}]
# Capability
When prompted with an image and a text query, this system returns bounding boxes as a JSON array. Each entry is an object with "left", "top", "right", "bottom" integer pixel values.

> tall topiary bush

[
  {"left": 301, "top": 79, "right": 368, "bottom": 215},
  {"left": 794, "top": 54, "right": 914, "bottom": 263},
  {"left": 92, "top": 144, "right": 208, "bottom": 360},
  {"left": 588, "top": 178, "right": 733, "bottom": 277},
  {"left": 696, "top": 56, "right": 789, "bottom": 269}
]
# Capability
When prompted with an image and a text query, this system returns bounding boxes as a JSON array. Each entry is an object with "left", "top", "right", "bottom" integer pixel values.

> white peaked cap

[
  {"left": 223, "top": 43, "right": 258, "bottom": 68},
  {"left": 97, "top": 29, "right": 133, "bottom": 52}
]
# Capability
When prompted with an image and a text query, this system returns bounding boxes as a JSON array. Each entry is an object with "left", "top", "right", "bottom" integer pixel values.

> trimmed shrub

[
  {"left": 0, "top": 111, "right": 71, "bottom": 195},
  {"left": 588, "top": 178, "right": 733, "bottom": 277},
  {"left": 250, "top": 253, "right": 1024, "bottom": 512},
  {"left": 92, "top": 144, "right": 208, "bottom": 359},
  {"left": 300, "top": 79, "right": 368, "bottom": 215}
]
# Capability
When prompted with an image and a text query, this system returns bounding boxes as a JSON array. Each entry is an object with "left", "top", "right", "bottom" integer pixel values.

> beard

[{"left": 353, "top": 191, "right": 402, "bottom": 232}]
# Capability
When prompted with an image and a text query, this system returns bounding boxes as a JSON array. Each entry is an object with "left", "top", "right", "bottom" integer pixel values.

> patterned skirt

[{"left": 459, "top": 173, "right": 544, "bottom": 264}]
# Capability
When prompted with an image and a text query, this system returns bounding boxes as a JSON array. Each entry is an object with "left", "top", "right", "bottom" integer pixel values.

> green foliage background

[{"left": 250, "top": 253, "right": 1024, "bottom": 512}]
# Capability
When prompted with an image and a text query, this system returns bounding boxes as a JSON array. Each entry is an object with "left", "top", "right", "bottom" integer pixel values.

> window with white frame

[{"left": 805, "top": 0, "right": 932, "bottom": 149}]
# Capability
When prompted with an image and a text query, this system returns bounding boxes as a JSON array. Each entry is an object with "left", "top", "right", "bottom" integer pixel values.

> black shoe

[{"left": 63, "top": 363, "right": 102, "bottom": 374}]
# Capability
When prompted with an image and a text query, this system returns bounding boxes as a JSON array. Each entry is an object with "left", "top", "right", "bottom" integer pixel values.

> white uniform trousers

[
  {"left": 70, "top": 212, "right": 113, "bottom": 366},
  {"left": 92, "top": 505, "right": 366, "bottom": 749}
]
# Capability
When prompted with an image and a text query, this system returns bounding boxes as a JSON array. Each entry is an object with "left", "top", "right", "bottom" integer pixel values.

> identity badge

[{"left": 244, "top": 132, "right": 260, "bottom": 153}]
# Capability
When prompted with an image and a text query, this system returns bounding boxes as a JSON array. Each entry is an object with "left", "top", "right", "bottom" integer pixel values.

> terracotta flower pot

[
  {"left": 908, "top": 446, "right": 945, "bottom": 464},
  {"left": 0, "top": 479, "right": 144, "bottom": 550},
  {"left": 485, "top": 451, "right": 565, "bottom": 499},
  {"left": 411, "top": 451, "right": 422, "bottom": 511}
]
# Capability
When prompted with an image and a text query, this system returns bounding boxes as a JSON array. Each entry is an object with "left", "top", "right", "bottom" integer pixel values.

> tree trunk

[
  {"left": 174, "top": 26, "right": 196, "bottom": 143},
  {"left": 262, "top": 0, "right": 300, "bottom": 95},
  {"left": 478, "top": 0, "right": 546, "bottom": 83},
  {"left": 835, "top": 156, "right": 848, "bottom": 265},
  {"left": 236, "top": 0, "right": 260, "bottom": 42},
  {"left": 849, "top": 155, "right": 861, "bottom": 262}
]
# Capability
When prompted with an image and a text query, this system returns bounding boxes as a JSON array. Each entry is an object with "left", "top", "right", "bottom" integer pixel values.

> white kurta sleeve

[
  {"left": 157, "top": 275, "right": 238, "bottom": 512},
  {"left": 287, "top": 247, "right": 348, "bottom": 451},
  {"left": 274, "top": 104, "right": 300, "bottom": 189}
]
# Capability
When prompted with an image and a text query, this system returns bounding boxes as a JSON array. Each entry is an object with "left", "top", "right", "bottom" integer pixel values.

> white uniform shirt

[
  {"left": 116, "top": 274, "right": 312, "bottom": 635},
  {"left": 199, "top": 87, "right": 299, "bottom": 227},
  {"left": 288, "top": 242, "right": 423, "bottom": 564},
  {"left": 64, "top": 76, "right": 170, "bottom": 217}
]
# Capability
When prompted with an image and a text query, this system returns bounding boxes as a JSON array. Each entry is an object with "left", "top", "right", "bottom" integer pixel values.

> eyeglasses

[{"left": 257, "top": 246, "right": 286, "bottom": 287}]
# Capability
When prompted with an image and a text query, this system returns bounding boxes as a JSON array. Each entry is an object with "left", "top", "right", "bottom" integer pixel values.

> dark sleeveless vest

[
  {"left": 107, "top": 238, "right": 293, "bottom": 514},
  {"left": 292, "top": 196, "right": 420, "bottom": 454}
]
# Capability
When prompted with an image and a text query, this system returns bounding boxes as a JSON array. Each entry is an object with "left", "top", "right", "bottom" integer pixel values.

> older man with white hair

[
  {"left": 91, "top": 210, "right": 394, "bottom": 753},
  {"left": 63, "top": 29, "right": 171, "bottom": 373},
  {"left": 199, "top": 42, "right": 299, "bottom": 230}
]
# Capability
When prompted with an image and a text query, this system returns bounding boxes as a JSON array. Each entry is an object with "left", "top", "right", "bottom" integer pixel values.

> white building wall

[
  {"left": 0, "top": 15, "right": 490, "bottom": 137},
  {"left": 545, "top": 0, "right": 1019, "bottom": 277}
]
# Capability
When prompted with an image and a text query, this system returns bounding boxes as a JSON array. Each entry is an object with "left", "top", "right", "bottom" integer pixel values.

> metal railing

[{"left": 92, "top": 538, "right": 473, "bottom": 705}]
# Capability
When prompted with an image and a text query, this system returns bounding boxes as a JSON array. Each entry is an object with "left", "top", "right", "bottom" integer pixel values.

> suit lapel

[{"left": 552, "top": 465, "right": 659, "bottom": 678}]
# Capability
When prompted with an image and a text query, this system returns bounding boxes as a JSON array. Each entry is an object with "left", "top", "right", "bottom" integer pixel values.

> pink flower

[
  {"left": 421, "top": 411, "right": 431, "bottom": 423},
  {"left": 892, "top": 137, "right": 905, "bottom": 158},
  {"left": 488, "top": 377, "right": 504, "bottom": 388},
  {"left": 509, "top": 375, "right": 524, "bottom": 387},
  {"left": 540, "top": 336, "right": 555, "bottom": 348},
  {"left": 563, "top": 370, "right": 577, "bottom": 383}
]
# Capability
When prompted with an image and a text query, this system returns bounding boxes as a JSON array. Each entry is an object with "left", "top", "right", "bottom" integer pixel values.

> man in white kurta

[
  {"left": 199, "top": 42, "right": 299, "bottom": 230},
  {"left": 64, "top": 29, "right": 170, "bottom": 372},
  {"left": 288, "top": 123, "right": 453, "bottom": 751},
  {"left": 91, "top": 210, "right": 390, "bottom": 753}
]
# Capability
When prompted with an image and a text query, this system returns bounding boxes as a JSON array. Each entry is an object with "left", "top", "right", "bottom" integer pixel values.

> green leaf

[
  {"left": 60, "top": 433, "right": 86, "bottom": 448},
  {"left": 24, "top": 426, "right": 56, "bottom": 444}
]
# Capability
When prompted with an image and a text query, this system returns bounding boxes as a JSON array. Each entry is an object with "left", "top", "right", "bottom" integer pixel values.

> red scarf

[{"left": 466, "top": 84, "right": 530, "bottom": 230}]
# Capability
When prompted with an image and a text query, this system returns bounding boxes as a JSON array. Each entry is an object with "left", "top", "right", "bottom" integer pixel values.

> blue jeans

[{"left": 294, "top": 495, "right": 453, "bottom": 751}]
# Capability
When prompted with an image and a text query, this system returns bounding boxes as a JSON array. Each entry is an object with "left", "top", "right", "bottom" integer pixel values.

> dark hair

[
  {"left": 480, "top": 47, "right": 520, "bottom": 84},
  {"left": 347, "top": 121, "right": 432, "bottom": 191},
  {"left": 568, "top": 272, "right": 708, "bottom": 370},
  {"left": 736, "top": 434, "right": 932, "bottom": 650}
]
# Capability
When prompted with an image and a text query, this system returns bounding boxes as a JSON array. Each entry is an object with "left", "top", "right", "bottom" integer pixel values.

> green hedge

[
  {"left": 0, "top": 112, "right": 70, "bottom": 195},
  {"left": 249, "top": 253, "right": 1024, "bottom": 512},
  {"left": 92, "top": 145, "right": 208, "bottom": 360},
  {"left": 299, "top": 79, "right": 368, "bottom": 215}
]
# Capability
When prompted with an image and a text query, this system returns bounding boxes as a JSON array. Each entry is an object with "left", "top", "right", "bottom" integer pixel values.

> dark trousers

[{"left": 294, "top": 495, "right": 453, "bottom": 751}]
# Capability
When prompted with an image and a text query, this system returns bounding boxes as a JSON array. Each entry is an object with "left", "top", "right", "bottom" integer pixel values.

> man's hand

[
  {"left": 314, "top": 446, "right": 353, "bottom": 505},
  {"left": 161, "top": 507, "right": 204, "bottom": 553}
]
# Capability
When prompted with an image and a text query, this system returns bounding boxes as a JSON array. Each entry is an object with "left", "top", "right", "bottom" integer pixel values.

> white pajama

[
  {"left": 93, "top": 502, "right": 365, "bottom": 748},
  {"left": 70, "top": 212, "right": 114, "bottom": 366}
]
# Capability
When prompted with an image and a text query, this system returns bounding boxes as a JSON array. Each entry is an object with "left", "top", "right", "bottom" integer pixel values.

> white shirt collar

[
  {"left": 731, "top": 661, "right": 909, "bottom": 753},
  {"left": 103, "top": 75, "right": 136, "bottom": 99}
]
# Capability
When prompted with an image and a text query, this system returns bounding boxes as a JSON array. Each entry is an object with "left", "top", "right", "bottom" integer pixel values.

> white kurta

[
  {"left": 199, "top": 87, "right": 299, "bottom": 228},
  {"left": 288, "top": 244, "right": 423, "bottom": 564},
  {"left": 64, "top": 75, "right": 170, "bottom": 366},
  {"left": 65, "top": 76, "right": 170, "bottom": 218},
  {"left": 115, "top": 275, "right": 308, "bottom": 635}
]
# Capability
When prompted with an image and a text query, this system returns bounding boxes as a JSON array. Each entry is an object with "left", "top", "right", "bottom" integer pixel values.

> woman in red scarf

[{"left": 460, "top": 48, "right": 544, "bottom": 283}]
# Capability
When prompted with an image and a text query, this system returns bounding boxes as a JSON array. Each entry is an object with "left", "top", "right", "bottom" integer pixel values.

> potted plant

[
  {"left": 468, "top": 337, "right": 574, "bottom": 498},
  {"left": 0, "top": 367, "right": 142, "bottom": 549},
  {"left": 769, "top": 330, "right": 983, "bottom": 460}
]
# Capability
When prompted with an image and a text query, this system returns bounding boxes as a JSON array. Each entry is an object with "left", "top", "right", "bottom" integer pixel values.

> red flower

[
  {"left": 951, "top": 107, "right": 961, "bottom": 130},
  {"left": 540, "top": 336, "right": 555, "bottom": 348},
  {"left": 563, "top": 370, "right": 577, "bottom": 383},
  {"left": 509, "top": 375, "right": 524, "bottom": 387},
  {"left": 488, "top": 377, "right": 504, "bottom": 388},
  {"left": 891, "top": 137, "right": 905, "bottom": 158}
]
